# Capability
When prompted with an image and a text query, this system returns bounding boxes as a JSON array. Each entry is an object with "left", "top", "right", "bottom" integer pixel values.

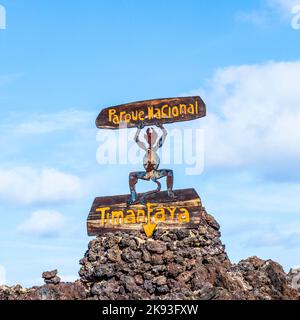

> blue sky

[{"left": 0, "top": 0, "right": 300, "bottom": 286}]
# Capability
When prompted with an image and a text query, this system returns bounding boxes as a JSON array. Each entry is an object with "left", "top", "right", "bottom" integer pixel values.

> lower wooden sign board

[{"left": 87, "top": 188, "right": 202, "bottom": 237}]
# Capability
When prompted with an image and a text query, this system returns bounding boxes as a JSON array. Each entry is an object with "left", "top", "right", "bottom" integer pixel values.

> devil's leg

[
  {"left": 166, "top": 170, "right": 173, "bottom": 191},
  {"left": 129, "top": 173, "right": 138, "bottom": 203},
  {"left": 155, "top": 169, "right": 176, "bottom": 198},
  {"left": 127, "top": 171, "right": 148, "bottom": 205}
]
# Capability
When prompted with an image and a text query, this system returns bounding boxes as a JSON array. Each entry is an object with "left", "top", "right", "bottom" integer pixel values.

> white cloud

[
  {"left": 237, "top": 0, "right": 299, "bottom": 26},
  {"left": 0, "top": 167, "right": 83, "bottom": 205},
  {"left": 0, "top": 265, "right": 6, "bottom": 285},
  {"left": 249, "top": 229, "right": 300, "bottom": 248},
  {"left": 17, "top": 210, "right": 65, "bottom": 237},
  {"left": 187, "top": 61, "right": 300, "bottom": 180},
  {"left": 0, "top": 5, "right": 6, "bottom": 30},
  {"left": 16, "top": 110, "right": 93, "bottom": 135},
  {"left": 266, "top": 0, "right": 299, "bottom": 17}
]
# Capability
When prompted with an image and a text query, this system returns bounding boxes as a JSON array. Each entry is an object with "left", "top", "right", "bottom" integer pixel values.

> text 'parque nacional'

[{"left": 96, "top": 96, "right": 206, "bottom": 129}]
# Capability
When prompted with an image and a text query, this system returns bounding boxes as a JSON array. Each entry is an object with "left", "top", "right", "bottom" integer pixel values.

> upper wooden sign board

[{"left": 96, "top": 96, "right": 206, "bottom": 129}]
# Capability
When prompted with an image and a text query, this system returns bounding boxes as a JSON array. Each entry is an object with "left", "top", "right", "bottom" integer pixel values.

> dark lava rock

[
  {"left": 42, "top": 270, "right": 58, "bottom": 280},
  {"left": 42, "top": 270, "right": 61, "bottom": 285},
  {"left": 146, "top": 240, "right": 167, "bottom": 254}
]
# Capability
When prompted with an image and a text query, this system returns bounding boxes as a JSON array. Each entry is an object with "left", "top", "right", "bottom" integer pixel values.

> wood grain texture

[
  {"left": 96, "top": 96, "right": 206, "bottom": 129},
  {"left": 87, "top": 188, "right": 202, "bottom": 236}
]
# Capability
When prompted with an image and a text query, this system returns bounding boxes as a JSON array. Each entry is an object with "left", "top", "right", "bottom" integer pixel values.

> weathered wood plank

[
  {"left": 87, "top": 189, "right": 202, "bottom": 236},
  {"left": 96, "top": 96, "right": 206, "bottom": 129}
]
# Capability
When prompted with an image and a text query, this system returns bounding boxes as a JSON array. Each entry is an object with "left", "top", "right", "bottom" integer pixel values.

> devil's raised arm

[
  {"left": 156, "top": 124, "right": 168, "bottom": 149},
  {"left": 134, "top": 128, "right": 147, "bottom": 151}
]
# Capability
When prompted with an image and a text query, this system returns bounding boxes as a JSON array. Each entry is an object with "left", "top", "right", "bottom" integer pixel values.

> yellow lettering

[
  {"left": 119, "top": 111, "right": 126, "bottom": 122},
  {"left": 124, "top": 113, "right": 132, "bottom": 122},
  {"left": 131, "top": 110, "right": 139, "bottom": 121},
  {"left": 178, "top": 208, "right": 190, "bottom": 223},
  {"left": 124, "top": 210, "right": 136, "bottom": 224},
  {"left": 147, "top": 203, "right": 158, "bottom": 214},
  {"left": 146, "top": 203, "right": 157, "bottom": 224},
  {"left": 138, "top": 111, "right": 145, "bottom": 121},
  {"left": 154, "top": 207, "right": 166, "bottom": 222},
  {"left": 172, "top": 106, "right": 179, "bottom": 117},
  {"left": 154, "top": 107, "right": 161, "bottom": 119},
  {"left": 137, "top": 209, "right": 146, "bottom": 223},
  {"left": 108, "top": 109, "right": 116, "bottom": 123},
  {"left": 111, "top": 211, "right": 124, "bottom": 225},
  {"left": 187, "top": 103, "right": 195, "bottom": 114},
  {"left": 96, "top": 205, "right": 192, "bottom": 228},
  {"left": 179, "top": 104, "right": 187, "bottom": 115},
  {"left": 161, "top": 104, "right": 170, "bottom": 118},
  {"left": 147, "top": 106, "right": 154, "bottom": 120},
  {"left": 166, "top": 207, "right": 176, "bottom": 220},
  {"left": 112, "top": 114, "right": 120, "bottom": 125},
  {"left": 96, "top": 207, "right": 111, "bottom": 225}
]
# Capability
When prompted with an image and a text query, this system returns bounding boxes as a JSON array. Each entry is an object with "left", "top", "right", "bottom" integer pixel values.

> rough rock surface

[
  {"left": 42, "top": 269, "right": 61, "bottom": 285},
  {"left": 0, "top": 281, "right": 88, "bottom": 300},
  {"left": 0, "top": 208, "right": 299, "bottom": 300}
]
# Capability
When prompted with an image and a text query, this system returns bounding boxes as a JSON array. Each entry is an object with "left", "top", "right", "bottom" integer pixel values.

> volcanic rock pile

[
  {"left": 0, "top": 207, "right": 299, "bottom": 300},
  {"left": 78, "top": 208, "right": 299, "bottom": 300}
]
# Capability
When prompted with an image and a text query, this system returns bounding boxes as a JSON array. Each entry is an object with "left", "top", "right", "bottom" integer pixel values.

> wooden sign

[
  {"left": 87, "top": 189, "right": 202, "bottom": 237},
  {"left": 96, "top": 96, "right": 206, "bottom": 129}
]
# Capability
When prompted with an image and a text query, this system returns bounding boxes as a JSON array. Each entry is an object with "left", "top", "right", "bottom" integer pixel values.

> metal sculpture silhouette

[{"left": 127, "top": 122, "right": 176, "bottom": 205}]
